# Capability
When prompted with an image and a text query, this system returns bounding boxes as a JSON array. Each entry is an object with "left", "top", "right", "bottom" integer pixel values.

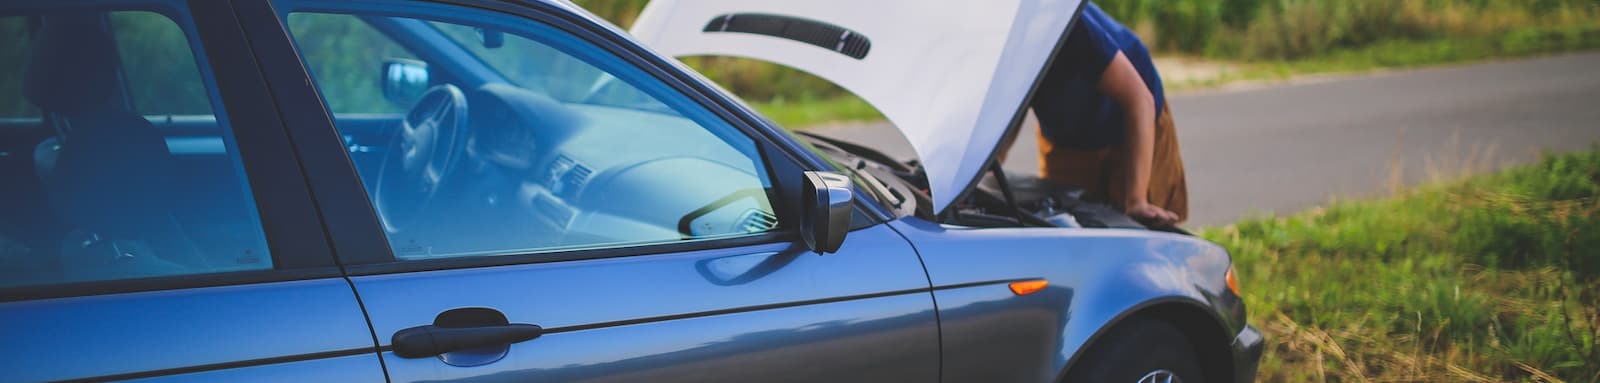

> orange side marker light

[
  {"left": 1226, "top": 267, "right": 1241, "bottom": 296},
  {"left": 1009, "top": 279, "right": 1049, "bottom": 296}
]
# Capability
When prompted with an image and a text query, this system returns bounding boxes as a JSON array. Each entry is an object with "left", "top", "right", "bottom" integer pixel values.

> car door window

[
  {"left": 0, "top": 17, "right": 38, "bottom": 118},
  {"left": 428, "top": 21, "right": 673, "bottom": 114},
  {"left": 0, "top": 9, "right": 270, "bottom": 288},
  {"left": 286, "top": 13, "right": 417, "bottom": 114},
  {"left": 285, "top": 9, "right": 777, "bottom": 261},
  {"left": 111, "top": 11, "right": 212, "bottom": 116}
]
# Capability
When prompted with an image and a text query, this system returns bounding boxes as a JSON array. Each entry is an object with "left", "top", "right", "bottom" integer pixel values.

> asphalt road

[{"left": 810, "top": 52, "right": 1600, "bottom": 226}]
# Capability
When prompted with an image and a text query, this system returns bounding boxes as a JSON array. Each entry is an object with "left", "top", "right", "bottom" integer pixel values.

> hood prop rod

[{"left": 989, "top": 161, "right": 1028, "bottom": 225}]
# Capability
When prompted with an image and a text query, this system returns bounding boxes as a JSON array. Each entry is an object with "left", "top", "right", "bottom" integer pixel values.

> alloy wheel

[{"left": 1136, "top": 369, "right": 1182, "bottom": 383}]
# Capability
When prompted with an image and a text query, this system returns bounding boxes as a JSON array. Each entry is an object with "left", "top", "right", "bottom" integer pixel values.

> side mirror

[
  {"left": 477, "top": 28, "right": 505, "bottom": 49},
  {"left": 801, "top": 171, "right": 853, "bottom": 253},
  {"left": 382, "top": 58, "right": 430, "bottom": 106}
]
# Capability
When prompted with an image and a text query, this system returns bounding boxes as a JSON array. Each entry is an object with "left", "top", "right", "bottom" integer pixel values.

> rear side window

[
  {"left": 110, "top": 11, "right": 212, "bottom": 116},
  {"left": 0, "top": 17, "right": 37, "bottom": 118},
  {"left": 0, "top": 8, "right": 271, "bottom": 289}
]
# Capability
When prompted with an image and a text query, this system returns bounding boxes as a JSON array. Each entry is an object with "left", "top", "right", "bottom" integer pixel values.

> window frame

[
  {"left": 0, "top": 0, "right": 343, "bottom": 302},
  {"left": 252, "top": 0, "right": 856, "bottom": 276}
]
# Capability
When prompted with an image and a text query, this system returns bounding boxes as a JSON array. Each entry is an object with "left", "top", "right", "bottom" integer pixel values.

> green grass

[
  {"left": 765, "top": 20, "right": 1600, "bottom": 126},
  {"left": 751, "top": 96, "right": 882, "bottom": 129},
  {"left": 1166, "top": 22, "right": 1600, "bottom": 91},
  {"left": 1200, "top": 147, "right": 1600, "bottom": 382},
  {"left": 1301, "top": 24, "right": 1600, "bottom": 71},
  {"left": 755, "top": 21, "right": 1600, "bottom": 126}
]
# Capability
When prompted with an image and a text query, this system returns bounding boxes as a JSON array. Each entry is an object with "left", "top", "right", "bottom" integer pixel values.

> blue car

[{"left": 0, "top": 0, "right": 1262, "bottom": 381}]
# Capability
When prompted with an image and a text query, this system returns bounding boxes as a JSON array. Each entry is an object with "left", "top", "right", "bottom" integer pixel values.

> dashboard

[{"left": 371, "top": 83, "right": 778, "bottom": 259}]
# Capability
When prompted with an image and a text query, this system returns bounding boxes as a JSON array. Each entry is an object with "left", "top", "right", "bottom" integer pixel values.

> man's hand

[
  {"left": 1125, "top": 201, "right": 1179, "bottom": 227},
  {"left": 1098, "top": 52, "right": 1169, "bottom": 228}
]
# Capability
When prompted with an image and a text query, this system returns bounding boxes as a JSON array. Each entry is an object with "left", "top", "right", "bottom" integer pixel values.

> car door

[
  {"left": 244, "top": 0, "right": 942, "bottom": 381},
  {"left": 0, "top": 1, "right": 382, "bottom": 382}
]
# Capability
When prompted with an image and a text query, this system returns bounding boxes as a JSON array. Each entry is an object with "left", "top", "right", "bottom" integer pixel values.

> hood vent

[{"left": 703, "top": 13, "right": 871, "bottom": 60}]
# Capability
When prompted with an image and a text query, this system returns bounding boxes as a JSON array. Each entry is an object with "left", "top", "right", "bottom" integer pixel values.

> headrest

[
  {"left": 44, "top": 112, "right": 176, "bottom": 235},
  {"left": 22, "top": 13, "right": 122, "bottom": 115}
]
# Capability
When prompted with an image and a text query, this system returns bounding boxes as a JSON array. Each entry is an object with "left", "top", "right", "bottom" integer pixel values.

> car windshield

[{"left": 427, "top": 21, "right": 677, "bottom": 116}]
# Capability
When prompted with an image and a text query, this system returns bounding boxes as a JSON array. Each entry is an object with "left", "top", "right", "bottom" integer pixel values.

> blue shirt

[{"left": 1032, "top": 2, "right": 1165, "bottom": 150}]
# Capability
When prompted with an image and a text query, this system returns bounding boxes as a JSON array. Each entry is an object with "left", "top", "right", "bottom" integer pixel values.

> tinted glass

[
  {"left": 283, "top": 6, "right": 777, "bottom": 261},
  {"left": 111, "top": 11, "right": 211, "bottom": 115},
  {"left": 429, "top": 22, "right": 674, "bottom": 115},
  {"left": 0, "top": 7, "right": 272, "bottom": 288},
  {"left": 0, "top": 17, "right": 37, "bottom": 118},
  {"left": 286, "top": 13, "right": 417, "bottom": 114}
]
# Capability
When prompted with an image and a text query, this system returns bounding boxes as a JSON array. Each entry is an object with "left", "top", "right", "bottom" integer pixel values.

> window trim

[
  {"left": 231, "top": 0, "right": 397, "bottom": 268},
  {"left": 0, "top": 0, "right": 342, "bottom": 302},
  {"left": 256, "top": 0, "right": 837, "bottom": 274},
  {"left": 0, "top": 268, "right": 343, "bottom": 303},
  {"left": 342, "top": 232, "right": 789, "bottom": 277}
]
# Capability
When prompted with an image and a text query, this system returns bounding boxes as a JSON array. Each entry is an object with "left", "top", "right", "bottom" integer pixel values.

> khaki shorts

[{"left": 1037, "top": 103, "right": 1189, "bottom": 223}]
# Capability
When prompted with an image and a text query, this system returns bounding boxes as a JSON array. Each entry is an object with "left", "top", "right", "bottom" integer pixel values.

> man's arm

[{"left": 1098, "top": 52, "right": 1177, "bottom": 226}]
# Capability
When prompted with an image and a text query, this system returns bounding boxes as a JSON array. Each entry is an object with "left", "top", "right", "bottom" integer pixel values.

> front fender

[{"left": 887, "top": 217, "right": 1243, "bottom": 382}]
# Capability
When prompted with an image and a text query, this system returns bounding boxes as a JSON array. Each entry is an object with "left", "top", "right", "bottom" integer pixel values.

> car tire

[{"left": 1062, "top": 316, "right": 1206, "bottom": 383}]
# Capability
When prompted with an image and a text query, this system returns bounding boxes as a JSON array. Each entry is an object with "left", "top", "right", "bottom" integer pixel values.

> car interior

[
  {"left": 0, "top": 11, "right": 271, "bottom": 288},
  {"left": 283, "top": 12, "right": 779, "bottom": 260}
]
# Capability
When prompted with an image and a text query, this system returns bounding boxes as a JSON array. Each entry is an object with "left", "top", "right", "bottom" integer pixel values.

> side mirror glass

[
  {"left": 801, "top": 171, "right": 853, "bottom": 253},
  {"left": 382, "top": 58, "right": 430, "bottom": 106},
  {"left": 477, "top": 28, "right": 505, "bottom": 49}
]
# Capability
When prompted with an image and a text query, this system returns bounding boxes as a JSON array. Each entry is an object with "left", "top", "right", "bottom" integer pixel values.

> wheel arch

[{"left": 1055, "top": 299, "right": 1236, "bottom": 383}]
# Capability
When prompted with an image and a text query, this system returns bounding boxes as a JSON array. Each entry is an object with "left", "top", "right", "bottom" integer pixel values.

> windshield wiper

[{"left": 792, "top": 131, "right": 918, "bottom": 174}]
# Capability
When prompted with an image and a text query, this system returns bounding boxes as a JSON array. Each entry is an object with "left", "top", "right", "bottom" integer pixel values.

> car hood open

[{"left": 630, "top": 0, "right": 1084, "bottom": 215}]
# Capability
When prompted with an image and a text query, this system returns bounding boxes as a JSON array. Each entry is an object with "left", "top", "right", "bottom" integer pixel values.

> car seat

[{"left": 22, "top": 12, "right": 207, "bottom": 283}]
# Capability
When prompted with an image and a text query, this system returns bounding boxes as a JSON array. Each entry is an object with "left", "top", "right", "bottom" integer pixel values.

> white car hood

[{"left": 630, "top": 0, "right": 1084, "bottom": 214}]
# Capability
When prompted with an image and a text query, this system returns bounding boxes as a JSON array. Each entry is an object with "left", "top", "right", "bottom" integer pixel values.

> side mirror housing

[
  {"left": 382, "top": 58, "right": 430, "bottom": 106},
  {"left": 801, "top": 171, "right": 853, "bottom": 253}
]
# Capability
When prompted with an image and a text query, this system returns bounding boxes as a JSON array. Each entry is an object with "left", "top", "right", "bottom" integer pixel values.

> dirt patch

[{"left": 1153, "top": 56, "right": 1242, "bottom": 88}]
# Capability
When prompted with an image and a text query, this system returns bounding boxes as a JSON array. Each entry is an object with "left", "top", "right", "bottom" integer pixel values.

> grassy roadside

[
  {"left": 752, "top": 97, "right": 882, "bottom": 129},
  {"left": 1199, "top": 147, "right": 1600, "bottom": 382},
  {"left": 755, "top": 23, "right": 1600, "bottom": 126},
  {"left": 765, "top": 34, "right": 1600, "bottom": 127},
  {"left": 1165, "top": 23, "right": 1600, "bottom": 91}
]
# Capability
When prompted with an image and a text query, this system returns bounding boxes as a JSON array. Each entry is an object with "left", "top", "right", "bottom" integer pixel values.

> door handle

[{"left": 392, "top": 323, "right": 543, "bottom": 358}]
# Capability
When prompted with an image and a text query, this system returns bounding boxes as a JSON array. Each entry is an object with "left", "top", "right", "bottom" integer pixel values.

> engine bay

[{"left": 797, "top": 132, "right": 1183, "bottom": 234}]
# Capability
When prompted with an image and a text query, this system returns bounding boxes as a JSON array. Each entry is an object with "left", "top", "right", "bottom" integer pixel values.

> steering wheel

[{"left": 374, "top": 84, "right": 470, "bottom": 233}]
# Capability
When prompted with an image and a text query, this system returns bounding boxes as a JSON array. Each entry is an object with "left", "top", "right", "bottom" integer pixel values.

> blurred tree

[
  {"left": 0, "top": 16, "right": 35, "bottom": 117},
  {"left": 285, "top": 13, "right": 416, "bottom": 114},
  {"left": 111, "top": 11, "right": 211, "bottom": 116}
]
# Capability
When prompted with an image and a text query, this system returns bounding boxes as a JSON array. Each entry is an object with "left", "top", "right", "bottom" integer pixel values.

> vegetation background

[{"left": 1200, "top": 148, "right": 1600, "bottom": 382}]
